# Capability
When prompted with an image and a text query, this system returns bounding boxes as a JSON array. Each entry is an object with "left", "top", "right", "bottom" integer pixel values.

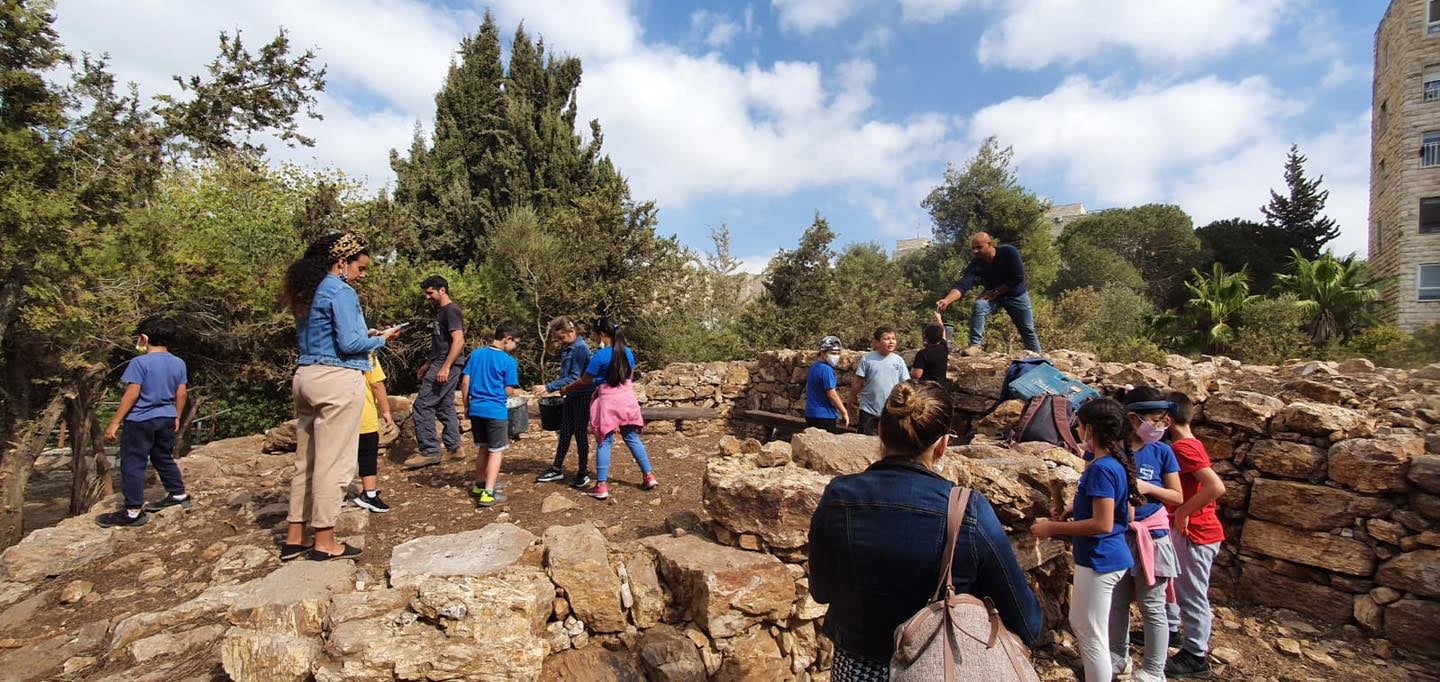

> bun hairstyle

[
  {"left": 1076, "top": 398, "right": 1145, "bottom": 507},
  {"left": 878, "top": 380, "right": 954, "bottom": 459},
  {"left": 280, "top": 232, "right": 370, "bottom": 317}
]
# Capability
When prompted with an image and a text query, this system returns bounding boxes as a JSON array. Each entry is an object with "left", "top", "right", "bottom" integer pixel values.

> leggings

[
  {"left": 595, "top": 426, "right": 652, "bottom": 483},
  {"left": 1071, "top": 565, "right": 1126, "bottom": 682},
  {"left": 554, "top": 393, "right": 592, "bottom": 474},
  {"left": 1112, "top": 573, "right": 1170, "bottom": 678},
  {"left": 357, "top": 431, "right": 379, "bottom": 478}
]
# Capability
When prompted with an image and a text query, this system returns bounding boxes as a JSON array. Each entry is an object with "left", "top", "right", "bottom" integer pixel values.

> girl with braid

[{"left": 1031, "top": 398, "right": 1142, "bottom": 682}]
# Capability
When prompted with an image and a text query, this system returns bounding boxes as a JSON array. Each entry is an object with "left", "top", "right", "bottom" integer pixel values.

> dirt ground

[{"left": 6, "top": 426, "right": 1439, "bottom": 681}]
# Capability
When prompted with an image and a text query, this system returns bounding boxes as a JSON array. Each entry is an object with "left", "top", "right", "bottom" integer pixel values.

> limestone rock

[
  {"left": 974, "top": 400, "right": 1025, "bottom": 438},
  {"left": 702, "top": 457, "right": 830, "bottom": 549},
  {"left": 1193, "top": 424, "right": 1235, "bottom": 461},
  {"left": 1245, "top": 440, "right": 1327, "bottom": 480},
  {"left": 638, "top": 625, "right": 706, "bottom": 682},
  {"left": 388, "top": 524, "right": 538, "bottom": 589},
  {"left": 0, "top": 518, "right": 115, "bottom": 582},
  {"left": 1354, "top": 594, "right": 1384, "bottom": 631},
  {"left": 790, "top": 429, "right": 881, "bottom": 475},
  {"left": 262, "top": 420, "right": 298, "bottom": 453},
  {"left": 640, "top": 534, "right": 793, "bottom": 638},
  {"left": 409, "top": 566, "right": 555, "bottom": 639},
  {"left": 1409, "top": 454, "right": 1440, "bottom": 494},
  {"left": 1202, "top": 391, "right": 1284, "bottom": 432},
  {"left": 58, "top": 580, "right": 92, "bottom": 605},
  {"left": 714, "top": 626, "right": 789, "bottom": 681},
  {"left": 226, "top": 559, "right": 356, "bottom": 636},
  {"left": 319, "top": 612, "right": 537, "bottom": 681},
  {"left": 1247, "top": 479, "right": 1395, "bottom": 531},
  {"left": 1376, "top": 549, "right": 1440, "bottom": 598},
  {"left": 542, "top": 492, "right": 580, "bottom": 514},
  {"left": 326, "top": 588, "right": 411, "bottom": 628},
  {"left": 543, "top": 523, "right": 626, "bottom": 633},
  {"left": 1237, "top": 565, "right": 1352, "bottom": 623},
  {"left": 542, "top": 646, "right": 644, "bottom": 681},
  {"left": 623, "top": 550, "right": 665, "bottom": 630},
  {"left": 1367, "top": 519, "right": 1409, "bottom": 545},
  {"left": 1241, "top": 520, "right": 1374, "bottom": 576},
  {"left": 1329, "top": 437, "right": 1422, "bottom": 493},
  {"left": 754, "top": 441, "right": 792, "bottom": 468},
  {"left": 1383, "top": 598, "right": 1440, "bottom": 656},
  {"left": 128, "top": 623, "right": 227, "bottom": 662},
  {"left": 210, "top": 544, "right": 277, "bottom": 583},
  {"left": 221, "top": 627, "right": 320, "bottom": 682}
]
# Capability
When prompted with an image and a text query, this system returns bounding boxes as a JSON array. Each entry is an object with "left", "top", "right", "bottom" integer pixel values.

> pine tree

[{"left": 1261, "top": 144, "right": 1339, "bottom": 259}]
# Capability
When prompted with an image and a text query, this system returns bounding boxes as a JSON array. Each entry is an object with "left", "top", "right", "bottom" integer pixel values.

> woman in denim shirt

[
  {"left": 809, "top": 380, "right": 1043, "bottom": 680},
  {"left": 278, "top": 233, "right": 396, "bottom": 561}
]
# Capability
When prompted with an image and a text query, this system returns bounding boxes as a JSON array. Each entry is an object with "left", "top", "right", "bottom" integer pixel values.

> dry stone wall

[{"left": 638, "top": 349, "right": 1440, "bottom": 655}]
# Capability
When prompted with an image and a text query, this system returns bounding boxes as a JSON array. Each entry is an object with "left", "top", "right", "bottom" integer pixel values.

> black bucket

[{"left": 539, "top": 396, "right": 565, "bottom": 431}]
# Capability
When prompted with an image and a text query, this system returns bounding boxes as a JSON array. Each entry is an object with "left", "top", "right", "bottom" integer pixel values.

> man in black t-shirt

[
  {"left": 935, "top": 232, "right": 1042, "bottom": 355},
  {"left": 405, "top": 275, "right": 467, "bottom": 468}
]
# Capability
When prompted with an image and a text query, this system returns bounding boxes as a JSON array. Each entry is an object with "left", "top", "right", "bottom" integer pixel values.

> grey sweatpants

[
  {"left": 1112, "top": 534, "right": 1178, "bottom": 679},
  {"left": 413, "top": 361, "right": 462, "bottom": 456},
  {"left": 1167, "top": 535, "right": 1221, "bottom": 656},
  {"left": 1071, "top": 565, "right": 1126, "bottom": 682}
]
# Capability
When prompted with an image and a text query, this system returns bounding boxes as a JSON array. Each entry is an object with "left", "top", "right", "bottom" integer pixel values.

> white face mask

[{"left": 825, "top": 353, "right": 841, "bottom": 366}]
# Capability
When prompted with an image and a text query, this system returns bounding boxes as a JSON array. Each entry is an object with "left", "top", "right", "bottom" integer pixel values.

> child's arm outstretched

[
  {"left": 1030, "top": 497, "right": 1116, "bottom": 539},
  {"left": 105, "top": 383, "right": 143, "bottom": 442}
]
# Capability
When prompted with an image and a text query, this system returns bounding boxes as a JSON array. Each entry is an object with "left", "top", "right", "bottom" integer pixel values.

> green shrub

[
  {"left": 1046, "top": 285, "right": 1156, "bottom": 360},
  {"left": 1232, "top": 296, "right": 1310, "bottom": 365},
  {"left": 197, "top": 383, "right": 292, "bottom": 441},
  {"left": 1342, "top": 323, "right": 1440, "bottom": 369}
]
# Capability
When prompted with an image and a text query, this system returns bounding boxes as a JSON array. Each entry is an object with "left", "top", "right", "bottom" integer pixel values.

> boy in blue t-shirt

[
  {"left": 804, "top": 336, "right": 849, "bottom": 432},
  {"left": 460, "top": 324, "right": 521, "bottom": 508},
  {"left": 97, "top": 318, "right": 191, "bottom": 528}
]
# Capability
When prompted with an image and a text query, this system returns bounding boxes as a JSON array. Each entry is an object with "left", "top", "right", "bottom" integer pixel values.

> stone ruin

[{"left": 0, "top": 348, "right": 1435, "bottom": 680}]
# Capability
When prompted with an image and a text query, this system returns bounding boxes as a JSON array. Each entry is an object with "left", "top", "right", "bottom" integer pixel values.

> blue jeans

[
  {"left": 595, "top": 426, "right": 652, "bottom": 482},
  {"left": 970, "top": 292, "right": 1041, "bottom": 353},
  {"left": 119, "top": 417, "right": 186, "bottom": 509}
]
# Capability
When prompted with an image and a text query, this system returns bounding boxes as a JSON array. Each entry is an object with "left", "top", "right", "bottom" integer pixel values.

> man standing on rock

[
  {"left": 935, "top": 232, "right": 1041, "bottom": 356},
  {"left": 406, "top": 275, "right": 467, "bottom": 468}
]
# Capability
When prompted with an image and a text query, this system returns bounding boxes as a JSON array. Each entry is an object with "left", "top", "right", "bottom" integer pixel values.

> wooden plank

[
  {"left": 641, "top": 407, "right": 721, "bottom": 420},
  {"left": 735, "top": 409, "right": 856, "bottom": 434}
]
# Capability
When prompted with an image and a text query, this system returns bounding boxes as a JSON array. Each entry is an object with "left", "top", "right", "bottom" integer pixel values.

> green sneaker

[
  {"left": 476, "top": 489, "right": 507, "bottom": 507},
  {"left": 468, "top": 482, "right": 486, "bottom": 498}
]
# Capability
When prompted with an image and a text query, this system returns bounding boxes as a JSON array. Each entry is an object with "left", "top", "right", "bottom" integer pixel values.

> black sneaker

[
  {"left": 570, "top": 474, "right": 593, "bottom": 489},
  {"left": 353, "top": 491, "right": 391, "bottom": 513},
  {"left": 144, "top": 493, "right": 192, "bottom": 512},
  {"left": 535, "top": 468, "right": 565, "bottom": 483},
  {"left": 1131, "top": 628, "right": 1179, "bottom": 648},
  {"left": 96, "top": 510, "right": 149, "bottom": 528},
  {"left": 1165, "top": 650, "right": 1212, "bottom": 678}
]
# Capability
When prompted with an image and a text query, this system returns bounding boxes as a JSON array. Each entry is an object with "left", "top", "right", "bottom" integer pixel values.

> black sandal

[
  {"left": 280, "top": 543, "right": 313, "bottom": 561},
  {"left": 306, "top": 543, "right": 362, "bottom": 561}
]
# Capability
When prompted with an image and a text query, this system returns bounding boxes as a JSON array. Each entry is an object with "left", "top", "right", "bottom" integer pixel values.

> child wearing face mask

[
  {"left": 804, "top": 336, "right": 850, "bottom": 433},
  {"left": 1110, "top": 385, "right": 1185, "bottom": 682}
]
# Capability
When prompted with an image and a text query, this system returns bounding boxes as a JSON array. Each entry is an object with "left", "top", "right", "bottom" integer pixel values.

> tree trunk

[
  {"left": 0, "top": 394, "right": 65, "bottom": 549},
  {"left": 0, "top": 262, "right": 26, "bottom": 373},
  {"left": 175, "top": 393, "right": 202, "bottom": 458},
  {"left": 66, "top": 373, "right": 111, "bottom": 516}
]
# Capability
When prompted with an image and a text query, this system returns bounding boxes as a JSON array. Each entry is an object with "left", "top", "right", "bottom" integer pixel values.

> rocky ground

[{"left": 0, "top": 424, "right": 1436, "bottom": 680}]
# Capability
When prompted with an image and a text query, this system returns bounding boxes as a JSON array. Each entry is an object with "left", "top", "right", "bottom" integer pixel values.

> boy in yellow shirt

[{"left": 355, "top": 353, "right": 394, "bottom": 512}]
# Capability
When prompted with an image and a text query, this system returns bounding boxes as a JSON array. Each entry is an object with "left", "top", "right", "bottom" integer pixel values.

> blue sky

[{"left": 55, "top": 0, "right": 1383, "bottom": 268}]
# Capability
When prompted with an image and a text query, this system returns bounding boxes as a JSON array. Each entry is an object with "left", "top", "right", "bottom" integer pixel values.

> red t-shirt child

[{"left": 1166, "top": 437, "right": 1225, "bottom": 545}]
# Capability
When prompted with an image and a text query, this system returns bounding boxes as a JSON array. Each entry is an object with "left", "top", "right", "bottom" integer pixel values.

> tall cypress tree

[{"left": 1261, "top": 144, "right": 1339, "bottom": 259}]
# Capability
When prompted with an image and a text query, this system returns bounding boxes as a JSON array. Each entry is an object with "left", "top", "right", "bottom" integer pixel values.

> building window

[
  {"left": 1423, "top": 197, "right": 1440, "bottom": 233},
  {"left": 1428, "top": 66, "right": 1440, "bottom": 102},
  {"left": 1431, "top": 0, "right": 1440, "bottom": 34},
  {"left": 1379, "top": 159, "right": 1387, "bottom": 193},
  {"left": 1425, "top": 131, "right": 1440, "bottom": 168},
  {"left": 1379, "top": 100, "right": 1388, "bottom": 133},
  {"left": 1421, "top": 264, "right": 1440, "bottom": 301},
  {"left": 1375, "top": 221, "right": 1384, "bottom": 254}
]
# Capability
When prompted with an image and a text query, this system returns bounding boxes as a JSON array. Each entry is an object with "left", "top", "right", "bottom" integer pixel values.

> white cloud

[
  {"left": 977, "top": 0, "right": 1294, "bottom": 70},
  {"left": 484, "top": 0, "right": 643, "bottom": 59},
  {"left": 691, "top": 10, "right": 743, "bottom": 48},
  {"left": 853, "top": 25, "right": 894, "bottom": 53},
  {"left": 737, "top": 250, "right": 779, "bottom": 274},
  {"left": 898, "top": 0, "right": 985, "bottom": 24},
  {"left": 968, "top": 75, "right": 1369, "bottom": 257},
  {"left": 771, "top": 0, "right": 861, "bottom": 34}
]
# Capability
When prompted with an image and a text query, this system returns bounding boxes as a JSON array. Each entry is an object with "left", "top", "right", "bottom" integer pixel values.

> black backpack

[{"left": 1008, "top": 395, "right": 1081, "bottom": 455}]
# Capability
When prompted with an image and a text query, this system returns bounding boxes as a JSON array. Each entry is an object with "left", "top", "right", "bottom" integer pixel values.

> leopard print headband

[{"left": 327, "top": 233, "right": 368, "bottom": 261}]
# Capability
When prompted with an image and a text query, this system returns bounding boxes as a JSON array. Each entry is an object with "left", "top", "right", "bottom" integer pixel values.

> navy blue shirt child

[
  {"left": 804, "top": 361, "right": 839, "bottom": 420},
  {"left": 1071, "top": 454, "right": 1133, "bottom": 573}
]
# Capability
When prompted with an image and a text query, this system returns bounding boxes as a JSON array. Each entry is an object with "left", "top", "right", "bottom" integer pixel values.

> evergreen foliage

[
  {"left": 1273, "top": 250, "right": 1384, "bottom": 347},
  {"left": 1195, "top": 218, "right": 1288, "bottom": 293},
  {"left": 1261, "top": 144, "right": 1340, "bottom": 259},
  {"left": 1055, "top": 204, "right": 1205, "bottom": 307}
]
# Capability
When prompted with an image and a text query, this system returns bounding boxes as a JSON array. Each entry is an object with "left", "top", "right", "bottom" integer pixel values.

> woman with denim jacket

[
  {"left": 278, "top": 233, "right": 397, "bottom": 561},
  {"left": 808, "top": 380, "right": 1043, "bottom": 680}
]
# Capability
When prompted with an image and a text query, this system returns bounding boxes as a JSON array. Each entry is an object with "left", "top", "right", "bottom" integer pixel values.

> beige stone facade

[{"left": 1372, "top": 0, "right": 1440, "bottom": 331}]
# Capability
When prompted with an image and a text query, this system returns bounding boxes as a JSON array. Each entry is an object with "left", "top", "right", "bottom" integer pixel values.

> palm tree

[
  {"left": 1184, "top": 263, "right": 1257, "bottom": 352},
  {"left": 1273, "top": 250, "right": 1384, "bottom": 347}
]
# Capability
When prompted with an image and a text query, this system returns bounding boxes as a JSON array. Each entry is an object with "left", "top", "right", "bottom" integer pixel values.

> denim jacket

[
  {"left": 296, "top": 274, "right": 384, "bottom": 371},
  {"left": 808, "top": 458, "right": 1044, "bottom": 661},
  {"left": 545, "top": 338, "right": 593, "bottom": 396}
]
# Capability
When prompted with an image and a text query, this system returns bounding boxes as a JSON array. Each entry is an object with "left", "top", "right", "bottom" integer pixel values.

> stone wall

[{"left": 637, "top": 349, "right": 1440, "bottom": 655}]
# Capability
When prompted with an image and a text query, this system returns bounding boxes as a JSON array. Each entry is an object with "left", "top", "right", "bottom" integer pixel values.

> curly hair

[
  {"left": 279, "top": 233, "right": 369, "bottom": 318},
  {"left": 1076, "top": 397, "right": 1144, "bottom": 507},
  {"left": 878, "top": 380, "right": 954, "bottom": 459}
]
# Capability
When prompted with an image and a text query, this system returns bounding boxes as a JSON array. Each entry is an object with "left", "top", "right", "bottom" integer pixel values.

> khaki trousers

[{"left": 288, "top": 364, "right": 363, "bottom": 528}]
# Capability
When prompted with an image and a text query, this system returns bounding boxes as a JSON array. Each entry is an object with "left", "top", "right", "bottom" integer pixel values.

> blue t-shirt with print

[
  {"left": 120, "top": 353, "right": 188, "bottom": 422},
  {"left": 462, "top": 346, "right": 519, "bottom": 420},
  {"left": 804, "top": 361, "right": 839, "bottom": 419},
  {"left": 1133, "top": 441, "right": 1181, "bottom": 536},
  {"left": 586, "top": 347, "right": 636, "bottom": 382},
  {"left": 1071, "top": 455, "right": 1134, "bottom": 573}
]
